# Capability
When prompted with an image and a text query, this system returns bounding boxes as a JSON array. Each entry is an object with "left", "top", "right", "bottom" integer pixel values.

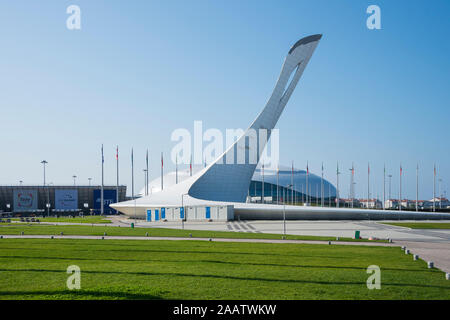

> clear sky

[{"left": 1, "top": 1, "right": 449, "bottom": 199}]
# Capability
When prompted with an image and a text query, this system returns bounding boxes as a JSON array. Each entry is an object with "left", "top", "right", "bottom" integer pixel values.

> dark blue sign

[{"left": 93, "top": 189, "right": 117, "bottom": 214}]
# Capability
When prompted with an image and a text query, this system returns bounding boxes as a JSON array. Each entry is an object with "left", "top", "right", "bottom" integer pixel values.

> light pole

[
  {"left": 181, "top": 193, "right": 188, "bottom": 230},
  {"left": 41, "top": 160, "right": 49, "bottom": 217},
  {"left": 88, "top": 177, "right": 92, "bottom": 186},
  {"left": 19, "top": 180, "right": 23, "bottom": 186},
  {"left": 41, "top": 160, "right": 47, "bottom": 185},
  {"left": 72, "top": 175, "right": 77, "bottom": 186},
  {"left": 439, "top": 178, "right": 442, "bottom": 209}
]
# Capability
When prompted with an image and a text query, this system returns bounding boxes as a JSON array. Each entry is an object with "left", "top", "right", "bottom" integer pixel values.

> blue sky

[{"left": 1, "top": 1, "right": 449, "bottom": 199}]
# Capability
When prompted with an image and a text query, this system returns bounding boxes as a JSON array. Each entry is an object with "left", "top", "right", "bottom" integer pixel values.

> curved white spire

[{"left": 188, "top": 34, "right": 322, "bottom": 202}]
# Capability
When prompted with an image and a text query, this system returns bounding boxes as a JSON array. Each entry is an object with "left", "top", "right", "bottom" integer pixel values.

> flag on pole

[
  {"left": 400, "top": 165, "right": 402, "bottom": 176},
  {"left": 116, "top": 146, "right": 118, "bottom": 160},
  {"left": 102, "top": 144, "right": 104, "bottom": 163},
  {"left": 306, "top": 161, "right": 309, "bottom": 175}
]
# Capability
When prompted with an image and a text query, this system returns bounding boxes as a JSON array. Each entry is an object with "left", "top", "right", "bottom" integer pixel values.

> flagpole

[
  {"left": 306, "top": 161, "right": 309, "bottom": 206},
  {"left": 101, "top": 144, "right": 104, "bottom": 215},
  {"left": 276, "top": 164, "right": 279, "bottom": 204},
  {"left": 291, "top": 161, "right": 294, "bottom": 205},
  {"left": 383, "top": 166, "right": 386, "bottom": 209},
  {"left": 146, "top": 149, "right": 149, "bottom": 196},
  {"left": 399, "top": 164, "right": 402, "bottom": 212},
  {"left": 367, "top": 163, "right": 370, "bottom": 209},
  {"left": 416, "top": 163, "right": 419, "bottom": 212},
  {"left": 433, "top": 163, "right": 436, "bottom": 212},
  {"left": 130, "top": 148, "right": 136, "bottom": 222},
  {"left": 262, "top": 162, "right": 265, "bottom": 204},
  {"left": 161, "top": 152, "right": 164, "bottom": 191},
  {"left": 190, "top": 155, "right": 192, "bottom": 177},
  {"left": 117, "top": 146, "right": 119, "bottom": 201},
  {"left": 321, "top": 162, "right": 324, "bottom": 207},
  {"left": 176, "top": 154, "right": 178, "bottom": 184},
  {"left": 336, "top": 162, "right": 340, "bottom": 208}
]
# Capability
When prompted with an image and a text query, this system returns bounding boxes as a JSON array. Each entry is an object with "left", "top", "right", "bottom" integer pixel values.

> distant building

[{"left": 359, "top": 199, "right": 382, "bottom": 209}]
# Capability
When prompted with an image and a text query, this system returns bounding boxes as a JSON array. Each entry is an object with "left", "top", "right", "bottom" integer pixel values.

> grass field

[
  {"left": 0, "top": 224, "right": 385, "bottom": 242},
  {"left": 11, "top": 216, "right": 111, "bottom": 224},
  {"left": 382, "top": 222, "right": 450, "bottom": 229},
  {"left": 0, "top": 238, "right": 449, "bottom": 300}
]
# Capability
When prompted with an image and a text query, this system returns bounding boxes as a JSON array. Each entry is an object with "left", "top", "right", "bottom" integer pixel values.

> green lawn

[
  {"left": 11, "top": 216, "right": 111, "bottom": 224},
  {"left": 0, "top": 239, "right": 448, "bottom": 299},
  {"left": 381, "top": 222, "right": 450, "bottom": 229},
  {"left": 0, "top": 223, "right": 385, "bottom": 242}
]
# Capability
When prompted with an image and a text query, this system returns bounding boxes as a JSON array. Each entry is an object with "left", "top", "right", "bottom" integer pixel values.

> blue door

[
  {"left": 206, "top": 206, "right": 211, "bottom": 219},
  {"left": 154, "top": 209, "right": 159, "bottom": 221},
  {"left": 161, "top": 208, "right": 166, "bottom": 219},
  {"left": 180, "top": 207, "right": 184, "bottom": 219},
  {"left": 146, "top": 210, "right": 151, "bottom": 222}
]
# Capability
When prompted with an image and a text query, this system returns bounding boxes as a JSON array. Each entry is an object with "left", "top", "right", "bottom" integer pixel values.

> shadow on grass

[
  {"left": 1, "top": 268, "right": 448, "bottom": 290},
  {"left": 0, "top": 289, "right": 162, "bottom": 300},
  {"left": 0, "top": 255, "right": 431, "bottom": 274}
]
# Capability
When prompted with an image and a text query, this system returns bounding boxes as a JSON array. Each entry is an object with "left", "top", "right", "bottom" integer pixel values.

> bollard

[
  {"left": 413, "top": 254, "right": 419, "bottom": 261},
  {"left": 428, "top": 261, "right": 434, "bottom": 269},
  {"left": 101, "top": 236, "right": 104, "bottom": 240},
  {"left": 328, "top": 241, "right": 331, "bottom": 245},
  {"left": 0, "top": 235, "right": 3, "bottom": 239},
  {"left": 405, "top": 249, "right": 410, "bottom": 254},
  {"left": 208, "top": 238, "right": 212, "bottom": 242},
  {"left": 51, "top": 236, "right": 54, "bottom": 239},
  {"left": 446, "top": 273, "right": 450, "bottom": 280}
]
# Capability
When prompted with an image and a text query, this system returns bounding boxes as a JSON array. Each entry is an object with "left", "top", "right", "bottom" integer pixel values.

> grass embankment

[
  {"left": 381, "top": 222, "right": 450, "bottom": 230},
  {"left": 11, "top": 216, "right": 111, "bottom": 224},
  {"left": 0, "top": 239, "right": 448, "bottom": 300},
  {"left": 0, "top": 224, "right": 386, "bottom": 242}
]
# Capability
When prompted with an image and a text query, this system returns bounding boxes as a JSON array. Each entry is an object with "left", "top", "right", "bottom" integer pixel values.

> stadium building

[{"left": 0, "top": 185, "right": 127, "bottom": 216}]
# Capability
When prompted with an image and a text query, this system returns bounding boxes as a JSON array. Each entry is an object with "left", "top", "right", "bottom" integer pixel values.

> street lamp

[
  {"left": 41, "top": 160, "right": 48, "bottom": 185},
  {"left": 19, "top": 180, "right": 23, "bottom": 186},
  {"left": 72, "top": 175, "right": 77, "bottom": 186},
  {"left": 88, "top": 178, "right": 92, "bottom": 186},
  {"left": 41, "top": 160, "right": 49, "bottom": 217}
]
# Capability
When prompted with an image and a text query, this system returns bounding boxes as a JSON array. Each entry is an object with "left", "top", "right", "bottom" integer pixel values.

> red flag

[
  {"left": 161, "top": 153, "right": 163, "bottom": 168},
  {"left": 400, "top": 166, "right": 402, "bottom": 176},
  {"left": 116, "top": 146, "right": 118, "bottom": 160}
]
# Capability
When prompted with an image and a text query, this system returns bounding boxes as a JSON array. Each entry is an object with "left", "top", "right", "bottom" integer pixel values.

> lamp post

[
  {"left": 72, "top": 175, "right": 77, "bottom": 186},
  {"left": 41, "top": 160, "right": 49, "bottom": 217},
  {"left": 88, "top": 178, "right": 92, "bottom": 186},
  {"left": 19, "top": 180, "right": 23, "bottom": 186}
]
